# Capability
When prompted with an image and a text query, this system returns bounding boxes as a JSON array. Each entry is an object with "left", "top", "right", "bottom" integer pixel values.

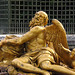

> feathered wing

[{"left": 45, "top": 19, "right": 69, "bottom": 63}]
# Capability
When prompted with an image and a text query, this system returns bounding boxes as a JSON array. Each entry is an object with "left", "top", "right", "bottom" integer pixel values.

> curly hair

[{"left": 29, "top": 11, "right": 48, "bottom": 27}]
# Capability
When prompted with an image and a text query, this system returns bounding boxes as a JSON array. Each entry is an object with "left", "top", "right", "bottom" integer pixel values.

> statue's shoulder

[{"left": 31, "top": 26, "right": 45, "bottom": 32}]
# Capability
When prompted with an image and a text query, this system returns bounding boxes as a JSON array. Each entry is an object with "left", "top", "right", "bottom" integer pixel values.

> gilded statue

[{"left": 0, "top": 11, "right": 75, "bottom": 75}]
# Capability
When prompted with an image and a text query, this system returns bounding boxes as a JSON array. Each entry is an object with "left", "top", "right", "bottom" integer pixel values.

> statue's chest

[{"left": 26, "top": 33, "right": 46, "bottom": 52}]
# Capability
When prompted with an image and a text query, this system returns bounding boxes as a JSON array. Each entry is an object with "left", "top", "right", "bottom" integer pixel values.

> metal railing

[
  {"left": 9, "top": 21, "right": 29, "bottom": 34},
  {"left": 0, "top": 0, "right": 75, "bottom": 34}
]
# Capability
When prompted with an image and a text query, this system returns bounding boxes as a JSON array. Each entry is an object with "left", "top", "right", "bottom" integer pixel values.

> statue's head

[{"left": 29, "top": 11, "right": 48, "bottom": 27}]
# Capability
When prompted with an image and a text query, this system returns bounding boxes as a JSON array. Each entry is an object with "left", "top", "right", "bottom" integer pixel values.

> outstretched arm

[{"left": 1, "top": 26, "right": 45, "bottom": 45}]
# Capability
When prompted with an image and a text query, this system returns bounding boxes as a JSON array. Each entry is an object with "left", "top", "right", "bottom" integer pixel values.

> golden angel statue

[{"left": 0, "top": 11, "right": 75, "bottom": 75}]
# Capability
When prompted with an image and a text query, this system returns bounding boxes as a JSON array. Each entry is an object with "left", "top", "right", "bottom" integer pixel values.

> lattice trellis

[{"left": 0, "top": 0, "right": 75, "bottom": 34}]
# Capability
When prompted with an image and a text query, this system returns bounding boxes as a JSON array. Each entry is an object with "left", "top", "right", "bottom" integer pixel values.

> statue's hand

[
  {"left": 2, "top": 38, "right": 20, "bottom": 45},
  {"left": 0, "top": 39, "right": 7, "bottom": 48},
  {"left": 0, "top": 39, "right": 7, "bottom": 45},
  {"left": 0, "top": 39, "right": 14, "bottom": 46}
]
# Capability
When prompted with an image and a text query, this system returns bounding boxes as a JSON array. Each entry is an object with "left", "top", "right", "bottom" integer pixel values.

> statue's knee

[
  {"left": 40, "top": 61, "right": 51, "bottom": 70},
  {"left": 12, "top": 58, "right": 19, "bottom": 65}
]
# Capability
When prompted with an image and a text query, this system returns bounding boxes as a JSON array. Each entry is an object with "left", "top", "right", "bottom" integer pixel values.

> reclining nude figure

[{"left": 1, "top": 11, "right": 75, "bottom": 75}]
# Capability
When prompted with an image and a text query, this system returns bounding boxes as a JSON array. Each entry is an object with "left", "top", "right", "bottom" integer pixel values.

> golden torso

[{"left": 26, "top": 28, "right": 46, "bottom": 52}]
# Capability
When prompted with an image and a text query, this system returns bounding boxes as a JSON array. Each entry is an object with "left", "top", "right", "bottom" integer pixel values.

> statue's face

[
  {"left": 35, "top": 11, "right": 48, "bottom": 26},
  {"left": 29, "top": 11, "right": 48, "bottom": 27}
]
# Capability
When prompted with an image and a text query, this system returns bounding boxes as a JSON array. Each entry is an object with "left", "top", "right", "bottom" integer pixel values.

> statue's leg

[
  {"left": 7, "top": 65, "right": 38, "bottom": 75},
  {"left": 40, "top": 61, "right": 75, "bottom": 75},
  {"left": 12, "top": 56, "right": 50, "bottom": 75},
  {"left": 38, "top": 52, "right": 75, "bottom": 75}
]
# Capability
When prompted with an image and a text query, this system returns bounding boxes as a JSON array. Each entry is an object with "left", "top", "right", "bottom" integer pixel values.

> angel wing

[{"left": 45, "top": 19, "right": 69, "bottom": 59}]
